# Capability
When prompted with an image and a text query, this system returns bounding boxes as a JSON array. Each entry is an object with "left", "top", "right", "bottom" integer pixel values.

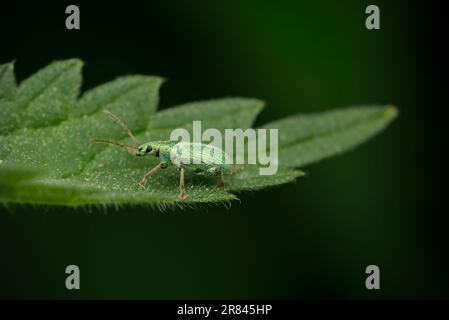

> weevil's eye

[
  {"left": 146, "top": 145, "right": 153, "bottom": 153},
  {"left": 138, "top": 146, "right": 143, "bottom": 152}
]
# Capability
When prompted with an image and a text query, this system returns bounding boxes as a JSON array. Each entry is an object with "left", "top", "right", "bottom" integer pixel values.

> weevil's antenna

[
  {"left": 102, "top": 109, "right": 138, "bottom": 144},
  {"left": 91, "top": 138, "right": 138, "bottom": 154}
]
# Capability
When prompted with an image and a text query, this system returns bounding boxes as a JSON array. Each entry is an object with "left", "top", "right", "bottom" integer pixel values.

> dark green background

[{"left": 0, "top": 0, "right": 446, "bottom": 298}]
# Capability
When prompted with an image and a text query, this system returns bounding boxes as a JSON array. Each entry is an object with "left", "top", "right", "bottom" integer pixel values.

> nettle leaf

[
  {"left": 0, "top": 62, "right": 17, "bottom": 100},
  {"left": 261, "top": 106, "right": 398, "bottom": 168},
  {"left": 0, "top": 60, "right": 397, "bottom": 208},
  {"left": 0, "top": 62, "right": 18, "bottom": 134}
]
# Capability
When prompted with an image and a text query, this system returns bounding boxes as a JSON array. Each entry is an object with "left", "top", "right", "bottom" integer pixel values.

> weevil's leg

[
  {"left": 207, "top": 167, "right": 225, "bottom": 189},
  {"left": 138, "top": 162, "right": 167, "bottom": 188},
  {"left": 218, "top": 170, "right": 225, "bottom": 189},
  {"left": 178, "top": 163, "right": 187, "bottom": 200}
]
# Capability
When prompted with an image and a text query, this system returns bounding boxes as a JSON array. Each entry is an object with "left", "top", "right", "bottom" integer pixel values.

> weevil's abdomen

[{"left": 170, "top": 142, "right": 232, "bottom": 174}]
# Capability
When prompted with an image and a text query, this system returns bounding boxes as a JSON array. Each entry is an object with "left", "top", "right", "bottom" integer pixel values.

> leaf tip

[
  {"left": 250, "top": 97, "right": 266, "bottom": 111},
  {"left": 229, "top": 97, "right": 266, "bottom": 111},
  {"left": 1, "top": 60, "right": 15, "bottom": 71},
  {"left": 296, "top": 170, "right": 306, "bottom": 178},
  {"left": 56, "top": 58, "right": 84, "bottom": 70},
  {"left": 384, "top": 105, "right": 399, "bottom": 120}
]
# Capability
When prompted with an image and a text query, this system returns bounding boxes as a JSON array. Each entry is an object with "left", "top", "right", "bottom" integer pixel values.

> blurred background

[{"left": 0, "top": 0, "right": 446, "bottom": 298}]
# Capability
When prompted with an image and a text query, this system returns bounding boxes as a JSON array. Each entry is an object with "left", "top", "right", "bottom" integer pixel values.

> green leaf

[
  {"left": 227, "top": 166, "right": 305, "bottom": 192},
  {"left": 16, "top": 59, "right": 83, "bottom": 129},
  {"left": 0, "top": 165, "right": 102, "bottom": 206},
  {"left": 0, "top": 59, "right": 396, "bottom": 208},
  {"left": 0, "top": 62, "right": 18, "bottom": 134},
  {"left": 262, "top": 106, "right": 398, "bottom": 168},
  {"left": 0, "top": 62, "right": 17, "bottom": 100},
  {"left": 147, "top": 98, "right": 264, "bottom": 137}
]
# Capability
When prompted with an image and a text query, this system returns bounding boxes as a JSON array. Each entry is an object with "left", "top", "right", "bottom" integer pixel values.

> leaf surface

[{"left": 0, "top": 60, "right": 396, "bottom": 207}]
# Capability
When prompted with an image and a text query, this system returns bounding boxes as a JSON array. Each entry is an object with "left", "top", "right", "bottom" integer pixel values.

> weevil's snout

[{"left": 136, "top": 145, "right": 145, "bottom": 156}]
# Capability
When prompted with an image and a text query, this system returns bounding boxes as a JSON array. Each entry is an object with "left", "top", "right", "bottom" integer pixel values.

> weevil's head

[
  {"left": 136, "top": 141, "right": 175, "bottom": 157},
  {"left": 136, "top": 142, "right": 160, "bottom": 157}
]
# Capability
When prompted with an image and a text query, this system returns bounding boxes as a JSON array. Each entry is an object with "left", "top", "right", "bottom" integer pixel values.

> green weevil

[{"left": 91, "top": 110, "right": 234, "bottom": 200}]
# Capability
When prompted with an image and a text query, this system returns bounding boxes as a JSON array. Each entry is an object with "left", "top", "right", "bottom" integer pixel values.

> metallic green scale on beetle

[{"left": 137, "top": 141, "right": 232, "bottom": 174}]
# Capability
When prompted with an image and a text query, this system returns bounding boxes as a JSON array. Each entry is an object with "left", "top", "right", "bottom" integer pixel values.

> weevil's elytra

[{"left": 91, "top": 109, "right": 234, "bottom": 200}]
